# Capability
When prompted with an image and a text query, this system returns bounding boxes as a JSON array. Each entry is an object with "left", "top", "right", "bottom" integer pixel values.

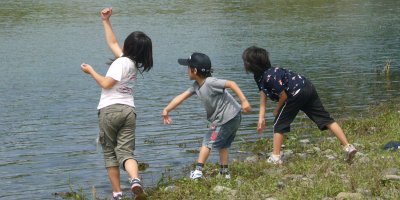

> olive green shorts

[{"left": 98, "top": 104, "right": 136, "bottom": 170}]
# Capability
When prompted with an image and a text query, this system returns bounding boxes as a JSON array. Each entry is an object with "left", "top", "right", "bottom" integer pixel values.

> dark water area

[{"left": 0, "top": 0, "right": 399, "bottom": 199}]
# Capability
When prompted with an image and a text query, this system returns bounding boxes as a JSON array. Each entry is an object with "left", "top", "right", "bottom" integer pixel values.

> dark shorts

[
  {"left": 273, "top": 80, "right": 334, "bottom": 133},
  {"left": 203, "top": 112, "right": 242, "bottom": 150},
  {"left": 98, "top": 104, "right": 136, "bottom": 170}
]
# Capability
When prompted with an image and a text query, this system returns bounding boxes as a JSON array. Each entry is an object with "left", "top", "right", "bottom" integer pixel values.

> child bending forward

[{"left": 242, "top": 46, "right": 357, "bottom": 164}]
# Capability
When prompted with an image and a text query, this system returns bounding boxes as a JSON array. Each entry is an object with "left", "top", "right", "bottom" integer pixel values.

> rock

[
  {"left": 323, "top": 149, "right": 334, "bottom": 155},
  {"left": 383, "top": 175, "right": 400, "bottom": 181},
  {"left": 296, "top": 153, "right": 308, "bottom": 159},
  {"left": 236, "top": 177, "right": 244, "bottom": 186},
  {"left": 358, "top": 156, "right": 370, "bottom": 164},
  {"left": 306, "top": 149, "right": 314, "bottom": 154},
  {"left": 299, "top": 139, "right": 310, "bottom": 144},
  {"left": 313, "top": 147, "right": 321, "bottom": 153},
  {"left": 325, "top": 155, "right": 336, "bottom": 160},
  {"left": 356, "top": 188, "right": 372, "bottom": 196},
  {"left": 382, "top": 168, "right": 399, "bottom": 176},
  {"left": 336, "top": 192, "right": 363, "bottom": 200},
  {"left": 213, "top": 185, "right": 237, "bottom": 198},
  {"left": 213, "top": 185, "right": 232, "bottom": 193},
  {"left": 227, "top": 190, "right": 238, "bottom": 199},
  {"left": 244, "top": 155, "right": 259, "bottom": 163},
  {"left": 282, "top": 149, "right": 294, "bottom": 158},
  {"left": 164, "top": 185, "right": 176, "bottom": 192},
  {"left": 326, "top": 137, "right": 336, "bottom": 143}
]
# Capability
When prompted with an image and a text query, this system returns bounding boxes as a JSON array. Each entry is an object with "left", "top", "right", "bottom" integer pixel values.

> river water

[{"left": 0, "top": 0, "right": 399, "bottom": 199}]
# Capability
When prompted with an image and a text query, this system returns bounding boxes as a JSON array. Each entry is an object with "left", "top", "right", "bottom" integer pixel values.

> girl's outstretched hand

[
  {"left": 100, "top": 7, "right": 112, "bottom": 20},
  {"left": 257, "top": 118, "right": 265, "bottom": 134},
  {"left": 80, "top": 63, "right": 93, "bottom": 74},
  {"left": 162, "top": 110, "right": 173, "bottom": 125}
]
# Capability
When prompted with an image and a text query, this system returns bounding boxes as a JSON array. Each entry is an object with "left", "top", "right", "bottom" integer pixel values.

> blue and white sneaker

[
  {"left": 129, "top": 178, "right": 147, "bottom": 200},
  {"left": 343, "top": 144, "right": 357, "bottom": 162},
  {"left": 267, "top": 154, "right": 283, "bottom": 164},
  {"left": 110, "top": 193, "right": 123, "bottom": 200},
  {"left": 218, "top": 172, "right": 231, "bottom": 179},
  {"left": 190, "top": 169, "right": 203, "bottom": 179}
]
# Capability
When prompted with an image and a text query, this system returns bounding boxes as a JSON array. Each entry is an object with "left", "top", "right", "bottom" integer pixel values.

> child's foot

[
  {"left": 267, "top": 154, "right": 283, "bottom": 164},
  {"left": 218, "top": 167, "right": 231, "bottom": 179},
  {"left": 343, "top": 144, "right": 357, "bottom": 162},
  {"left": 130, "top": 178, "right": 147, "bottom": 200},
  {"left": 110, "top": 194, "right": 123, "bottom": 200},
  {"left": 190, "top": 169, "right": 203, "bottom": 179},
  {"left": 218, "top": 171, "right": 231, "bottom": 179}
]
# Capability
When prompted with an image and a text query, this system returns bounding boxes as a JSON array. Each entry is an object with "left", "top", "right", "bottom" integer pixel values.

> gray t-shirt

[{"left": 187, "top": 77, "right": 241, "bottom": 125}]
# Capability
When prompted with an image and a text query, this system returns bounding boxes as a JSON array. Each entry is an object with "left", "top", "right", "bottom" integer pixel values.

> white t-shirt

[{"left": 97, "top": 57, "right": 137, "bottom": 109}]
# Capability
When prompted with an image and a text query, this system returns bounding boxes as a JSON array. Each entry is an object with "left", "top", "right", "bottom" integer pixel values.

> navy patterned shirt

[{"left": 255, "top": 67, "right": 306, "bottom": 102}]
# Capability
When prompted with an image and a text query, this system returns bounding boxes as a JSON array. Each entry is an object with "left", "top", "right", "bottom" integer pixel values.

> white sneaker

[
  {"left": 218, "top": 172, "right": 231, "bottom": 180},
  {"left": 267, "top": 154, "right": 283, "bottom": 164},
  {"left": 343, "top": 144, "right": 357, "bottom": 162},
  {"left": 190, "top": 169, "right": 203, "bottom": 179},
  {"left": 221, "top": 173, "right": 231, "bottom": 179}
]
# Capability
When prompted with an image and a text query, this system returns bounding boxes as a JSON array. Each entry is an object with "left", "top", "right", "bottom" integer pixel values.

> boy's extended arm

[
  {"left": 257, "top": 91, "right": 267, "bottom": 133},
  {"left": 224, "top": 80, "right": 251, "bottom": 112},
  {"left": 274, "top": 90, "right": 288, "bottom": 117},
  {"left": 162, "top": 91, "right": 193, "bottom": 124},
  {"left": 101, "top": 8, "right": 123, "bottom": 58}
]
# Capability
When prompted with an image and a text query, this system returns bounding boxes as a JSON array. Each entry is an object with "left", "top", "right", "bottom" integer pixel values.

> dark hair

[
  {"left": 189, "top": 66, "right": 213, "bottom": 78},
  {"left": 242, "top": 46, "right": 271, "bottom": 77},
  {"left": 123, "top": 31, "right": 153, "bottom": 73}
]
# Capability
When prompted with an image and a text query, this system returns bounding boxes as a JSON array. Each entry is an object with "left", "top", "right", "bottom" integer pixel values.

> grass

[{"left": 61, "top": 100, "right": 400, "bottom": 199}]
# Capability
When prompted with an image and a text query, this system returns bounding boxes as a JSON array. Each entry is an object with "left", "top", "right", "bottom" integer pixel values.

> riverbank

[
  {"left": 146, "top": 100, "right": 400, "bottom": 200},
  {"left": 61, "top": 100, "right": 400, "bottom": 199}
]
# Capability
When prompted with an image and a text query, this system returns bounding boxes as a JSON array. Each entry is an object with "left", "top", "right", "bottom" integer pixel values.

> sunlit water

[{"left": 0, "top": 0, "right": 399, "bottom": 199}]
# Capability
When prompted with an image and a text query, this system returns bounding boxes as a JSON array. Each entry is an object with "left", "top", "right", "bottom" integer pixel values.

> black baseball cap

[{"left": 178, "top": 52, "right": 212, "bottom": 73}]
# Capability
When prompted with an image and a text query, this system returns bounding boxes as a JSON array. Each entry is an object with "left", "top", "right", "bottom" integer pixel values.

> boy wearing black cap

[{"left": 162, "top": 52, "right": 251, "bottom": 179}]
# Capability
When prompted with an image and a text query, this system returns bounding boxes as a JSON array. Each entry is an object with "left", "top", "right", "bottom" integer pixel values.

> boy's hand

[
  {"left": 80, "top": 63, "right": 93, "bottom": 74},
  {"left": 162, "top": 110, "right": 172, "bottom": 124},
  {"left": 241, "top": 99, "right": 252, "bottom": 113},
  {"left": 100, "top": 7, "right": 112, "bottom": 20}
]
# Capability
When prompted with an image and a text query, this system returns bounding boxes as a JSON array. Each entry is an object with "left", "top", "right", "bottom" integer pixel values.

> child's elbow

[{"left": 102, "top": 82, "right": 114, "bottom": 89}]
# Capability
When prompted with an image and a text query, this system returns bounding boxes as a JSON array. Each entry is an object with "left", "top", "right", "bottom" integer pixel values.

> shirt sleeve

[
  {"left": 208, "top": 78, "right": 226, "bottom": 94},
  {"left": 186, "top": 86, "right": 195, "bottom": 94},
  {"left": 266, "top": 68, "right": 285, "bottom": 94},
  {"left": 105, "top": 58, "right": 124, "bottom": 81}
]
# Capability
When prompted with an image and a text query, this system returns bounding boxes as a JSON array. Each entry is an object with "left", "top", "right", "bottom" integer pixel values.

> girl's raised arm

[{"left": 100, "top": 7, "right": 123, "bottom": 58}]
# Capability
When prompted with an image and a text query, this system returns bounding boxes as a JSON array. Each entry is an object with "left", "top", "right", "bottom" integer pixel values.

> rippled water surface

[{"left": 0, "top": 0, "right": 399, "bottom": 199}]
